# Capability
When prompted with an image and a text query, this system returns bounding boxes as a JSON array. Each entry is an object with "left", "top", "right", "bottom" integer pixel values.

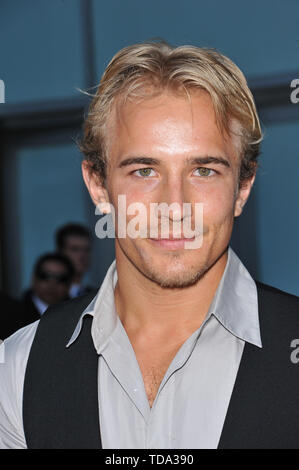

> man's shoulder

[
  {"left": 255, "top": 281, "right": 299, "bottom": 346},
  {"left": 2, "top": 290, "right": 98, "bottom": 367},
  {"left": 43, "top": 289, "right": 98, "bottom": 321},
  {"left": 256, "top": 280, "right": 299, "bottom": 312},
  {"left": 29, "top": 290, "right": 98, "bottom": 349},
  {"left": 2, "top": 320, "right": 40, "bottom": 360},
  {"left": 0, "top": 320, "right": 40, "bottom": 414}
]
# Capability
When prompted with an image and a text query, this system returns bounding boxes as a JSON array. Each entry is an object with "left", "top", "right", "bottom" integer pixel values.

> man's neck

[{"left": 114, "top": 248, "right": 228, "bottom": 340}]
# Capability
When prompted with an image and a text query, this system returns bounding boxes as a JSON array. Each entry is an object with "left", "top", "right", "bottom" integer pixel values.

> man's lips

[
  {"left": 150, "top": 237, "right": 195, "bottom": 240},
  {"left": 148, "top": 236, "right": 196, "bottom": 249}
]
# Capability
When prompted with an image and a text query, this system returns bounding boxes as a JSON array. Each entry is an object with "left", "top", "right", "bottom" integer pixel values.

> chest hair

[{"left": 137, "top": 347, "right": 181, "bottom": 407}]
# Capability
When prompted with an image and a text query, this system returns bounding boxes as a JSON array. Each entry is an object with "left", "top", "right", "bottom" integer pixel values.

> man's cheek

[
  {"left": 204, "top": 187, "right": 235, "bottom": 214},
  {"left": 200, "top": 198, "right": 234, "bottom": 236}
]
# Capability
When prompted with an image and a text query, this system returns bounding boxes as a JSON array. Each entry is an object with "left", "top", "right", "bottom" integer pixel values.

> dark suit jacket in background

[
  {"left": 20, "top": 289, "right": 41, "bottom": 325},
  {"left": 0, "top": 292, "right": 26, "bottom": 340}
]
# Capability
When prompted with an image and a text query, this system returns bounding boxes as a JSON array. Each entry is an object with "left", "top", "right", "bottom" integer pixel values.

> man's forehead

[
  {"left": 111, "top": 88, "right": 212, "bottom": 125},
  {"left": 40, "top": 260, "right": 67, "bottom": 272},
  {"left": 106, "top": 90, "right": 240, "bottom": 165},
  {"left": 65, "top": 235, "right": 90, "bottom": 248}
]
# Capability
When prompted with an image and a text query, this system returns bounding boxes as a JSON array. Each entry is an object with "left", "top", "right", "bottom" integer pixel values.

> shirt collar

[
  {"left": 31, "top": 294, "right": 48, "bottom": 316},
  {"left": 66, "top": 260, "right": 118, "bottom": 349},
  {"left": 69, "top": 283, "right": 85, "bottom": 299},
  {"left": 66, "top": 246, "right": 262, "bottom": 350},
  {"left": 210, "top": 247, "right": 262, "bottom": 348}
]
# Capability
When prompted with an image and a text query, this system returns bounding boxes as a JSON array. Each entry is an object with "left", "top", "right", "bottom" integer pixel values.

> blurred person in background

[
  {"left": 20, "top": 252, "right": 74, "bottom": 323},
  {"left": 55, "top": 223, "right": 93, "bottom": 298}
]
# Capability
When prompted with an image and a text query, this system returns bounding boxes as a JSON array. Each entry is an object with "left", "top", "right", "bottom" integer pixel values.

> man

[
  {"left": 55, "top": 223, "right": 92, "bottom": 298},
  {"left": 0, "top": 254, "right": 74, "bottom": 341},
  {"left": 20, "top": 253, "right": 74, "bottom": 321},
  {"left": 0, "top": 42, "right": 298, "bottom": 449}
]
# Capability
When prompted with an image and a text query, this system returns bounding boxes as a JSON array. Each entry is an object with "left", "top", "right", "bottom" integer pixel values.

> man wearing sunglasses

[{"left": 20, "top": 253, "right": 74, "bottom": 325}]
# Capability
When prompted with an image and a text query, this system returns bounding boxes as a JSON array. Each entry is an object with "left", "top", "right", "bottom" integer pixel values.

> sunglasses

[{"left": 36, "top": 270, "right": 70, "bottom": 284}]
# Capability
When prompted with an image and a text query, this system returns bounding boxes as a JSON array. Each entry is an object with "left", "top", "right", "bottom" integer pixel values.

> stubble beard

[{"left": 117, "top": 238, "right": 211, "bottom": 289}]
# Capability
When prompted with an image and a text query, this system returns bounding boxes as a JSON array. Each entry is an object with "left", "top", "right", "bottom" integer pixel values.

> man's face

[
  {"left": 61, "top": 235, "right": 91, "bottom": 277},
  {"left": 33, "top": 260, "right": 71, "bottom": 305},
  {"left": 85, "top": 90, "right": 254, "bottom": 288}
]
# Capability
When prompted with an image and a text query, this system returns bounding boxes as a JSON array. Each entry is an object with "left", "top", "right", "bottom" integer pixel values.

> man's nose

[{"left": 159, "top": 176, "right": 190, "bottom": 221}]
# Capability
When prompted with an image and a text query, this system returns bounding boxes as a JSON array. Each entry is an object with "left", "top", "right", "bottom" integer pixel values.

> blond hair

[{"left": 79, "top": 41, "right": 262, "bottom": 186}]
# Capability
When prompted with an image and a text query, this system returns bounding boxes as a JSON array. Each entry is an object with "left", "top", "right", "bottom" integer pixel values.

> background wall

[{"left": 0, "top": 0, "right": 298, "bottom": 296}]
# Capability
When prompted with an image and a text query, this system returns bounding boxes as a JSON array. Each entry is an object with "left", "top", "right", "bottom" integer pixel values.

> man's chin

[
  {"left": 141, "top": 263, "right": 206, "bottom": 289},
  {"left": 117, "top": 239, "right": 209, "bottom": 287}
]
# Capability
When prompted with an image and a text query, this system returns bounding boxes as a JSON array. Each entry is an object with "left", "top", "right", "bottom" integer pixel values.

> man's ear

[
  {"left": 81, "top": 161, "right": 111, "bottom": 213},
  {"left": 234, "top": 172, "right": 256, "bottom": 217}
]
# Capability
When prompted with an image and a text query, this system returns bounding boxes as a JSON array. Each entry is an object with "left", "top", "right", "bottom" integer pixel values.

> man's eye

[
  {"left": 194, "top": 167, "right": 216, "bottom": 177},
  {"left": 134, "top": 168, "right": 155, "bottom": 177}
]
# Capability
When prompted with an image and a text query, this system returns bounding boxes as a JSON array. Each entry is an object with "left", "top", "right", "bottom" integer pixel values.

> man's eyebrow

[
  {"left": 118, "top": 157, "right": 160, "bottom": 168},
  {"left": 186, "top": 156, "right": 231, "bottom": 167},
  {"left": 118, "top": 155, "right": 231, "bottom": 169}
]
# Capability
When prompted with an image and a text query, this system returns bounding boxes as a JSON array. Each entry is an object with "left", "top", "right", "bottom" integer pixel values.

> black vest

[{"left": 23, "top": 282, "right": 299, "bottom": 449}]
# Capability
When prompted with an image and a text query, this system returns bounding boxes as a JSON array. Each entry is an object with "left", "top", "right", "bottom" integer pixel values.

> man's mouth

[{"left": 148, "top": 236, "right": 196, "bottom": 250}]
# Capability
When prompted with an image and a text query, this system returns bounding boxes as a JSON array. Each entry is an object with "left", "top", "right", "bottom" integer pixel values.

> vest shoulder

[
  {"left": 255, "top": 281, "right": 299, "bottom": 324},
  {"left": 30, "top": 290, "right": 98, "bottom": 350},
  {"left": 42, "top": 290, "right": 98, "bottom": 323},
  {"left": 256, "top": 281, "right": 299, "bottom": 304}
]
